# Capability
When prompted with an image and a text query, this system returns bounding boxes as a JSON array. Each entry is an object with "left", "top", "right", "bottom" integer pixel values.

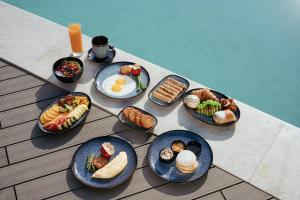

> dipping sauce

[{"left": 171, "top": 140, "right": 186, "bottom": 153}]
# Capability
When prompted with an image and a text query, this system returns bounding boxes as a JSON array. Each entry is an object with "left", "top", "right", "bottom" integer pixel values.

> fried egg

[{"left": 102, "top": 74, "right": 136, "bottom": 97}]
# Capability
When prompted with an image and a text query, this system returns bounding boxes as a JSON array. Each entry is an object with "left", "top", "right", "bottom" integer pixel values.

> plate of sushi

[
  {"left": 118, "top": 106, "right": 157, "bottom": 132},
  {"left": 37, "top": 92, "right": 91, "bottom": 134},
  {"left": 72, "top": 136, "right": 137, "bottom": 188},
  {"left": 147, "top": 130, "right": 213, "bottom": 183},
  {"left": 95, "top": 61, "right": 150, "bottom": 99},
  {"left": 148, "top": 75, "right": 189, "bottom": 106},
  {"left": 183, "top": 88, "right": 240, "bottom": 126}
]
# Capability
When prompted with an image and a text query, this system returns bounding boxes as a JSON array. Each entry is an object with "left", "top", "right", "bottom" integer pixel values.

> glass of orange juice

[{"left": 68, "top": 23, "right": 83, "bottom": 57}]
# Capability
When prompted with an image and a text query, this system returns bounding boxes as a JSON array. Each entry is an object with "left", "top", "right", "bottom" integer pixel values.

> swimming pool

[{"left": 3, "top": 0, "right": 300, "bottom": 127}]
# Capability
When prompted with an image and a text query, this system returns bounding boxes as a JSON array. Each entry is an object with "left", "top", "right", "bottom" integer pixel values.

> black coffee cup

[{"left": 92, "top": 36, "right": 113, "bottom": 59}]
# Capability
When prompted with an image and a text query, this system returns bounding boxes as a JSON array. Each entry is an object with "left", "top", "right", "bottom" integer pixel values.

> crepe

[{"left": 92, "top": 151, "right": 128, "bottom": 179}]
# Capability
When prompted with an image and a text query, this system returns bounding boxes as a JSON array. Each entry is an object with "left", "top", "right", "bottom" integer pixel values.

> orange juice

[{"left": 68, "top": 23, "right": 83, "bottom": 55}]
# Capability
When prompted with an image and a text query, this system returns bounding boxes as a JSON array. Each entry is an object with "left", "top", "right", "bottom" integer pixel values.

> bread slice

[
  {"left": 159, "top": 86, "right": 178, "bottom": 97},
  {"left": 162, "top": 83, "right": 181, "bottom": 94},
  {"left": 164, "top": 80, "right": 183, "bottom": 92},
  {"left": 167, "top": 78, "right": 187, "bottom": 89},
  {"left": 156, "top": 89, "right": 175, "bottom": 100},
  {"left": 153, "top": 91, "right": 172, "bottom": 103}
]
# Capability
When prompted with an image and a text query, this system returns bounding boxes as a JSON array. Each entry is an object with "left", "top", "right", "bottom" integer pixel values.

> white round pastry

[
  {"left": 176, "top": 150, "right": 198, "bottom": 173},
  {"left": 184, "top": 95, "right": 200, "bottom": 109}
]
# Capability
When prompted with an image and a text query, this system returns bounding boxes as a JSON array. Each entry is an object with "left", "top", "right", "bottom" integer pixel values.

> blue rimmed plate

[
  {"left": 95, "top": 61, "right": 150, "bottom": 99},
  {"left": 183, "top": 88, "right": 240, "bottom": 126},
  {"left": 148, "top": 74, "right": 189, "bottom": 107},
  {"left": 37, "top": 92, "right": 91, "bottom": 135},
  {"left": 72, "top": 136, "right": 137, "bottom": 189},
  {"left": 147, "top": 130, "right": 213, "bottom": 183},
  {"left": 118, "top": 106, "right": 158, "bottom": 132}
]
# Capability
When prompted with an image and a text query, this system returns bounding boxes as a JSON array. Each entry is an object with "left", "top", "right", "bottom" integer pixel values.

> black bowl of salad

[{"left": 53, "top": 57, "right": 83, "bottom": 83}]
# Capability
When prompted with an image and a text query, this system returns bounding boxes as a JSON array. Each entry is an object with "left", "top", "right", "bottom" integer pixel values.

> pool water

[{"left": 3, "top": 0, "right": 300, "bottom": 127}]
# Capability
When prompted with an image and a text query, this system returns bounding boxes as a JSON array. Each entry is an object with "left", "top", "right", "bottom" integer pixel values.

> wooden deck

[{"left": 0, "top": 59, "right": 276, "bottom": 200}]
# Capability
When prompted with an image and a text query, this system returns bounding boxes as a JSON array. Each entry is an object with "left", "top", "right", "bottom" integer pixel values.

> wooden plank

[
  {"left": 0, "top": 60, "right": 9, "bottom": 68},
  {"left": 0, "top": 148, "right": 8, "bottom": 167},
  {"left": 46, "top": 167, "right": 240, "bottom": 200},
  {"left": 0, "top": 75, "right": 45, "bottom": 96},
  {"left": 122, "top": 167, "right": 242, "bottom": 200},
  {"left": 0, "top": 130, "right": 151, "bottom": 189},
  {"left": 195, "top": 192, "right": 225, "bottom": 200},
  {"left": 0, "top": 105, "right": 111, "bottom": 147},
  {"left": 17, "top": 167, "right": 166, "bottom": 200},
  {"left": 0, "top": 94, "right": 111, "bottom": 128},
  {"left": 0, "top": 84, "right": 68, "bottom": 112},
  {"left": 222, "top": 182, "right": 271, "bottom": 200},
  {"left": 6, "top": 116, "right": 129, "bottom": 164},
  {"left": 0, "top": 98, "right": 59, "bottom": 128},
  {"left": 0, "top": 187, "right": 16, "bottom": 200},
  {"left": 0, "top": 66, "right": 27, "bottom": 81}
]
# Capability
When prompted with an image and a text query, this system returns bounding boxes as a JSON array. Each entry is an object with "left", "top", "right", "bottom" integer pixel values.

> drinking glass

[{"left": 68, "top": 23, "right": 83, "bottom": 57}]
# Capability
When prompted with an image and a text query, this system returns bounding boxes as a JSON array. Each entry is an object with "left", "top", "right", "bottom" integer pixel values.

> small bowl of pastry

[
  {"left": 148, "top": 75, "right": 189, "bottom": 106},
  {"left": 118, "top": 106, "right": 157, "bottom": 132}
]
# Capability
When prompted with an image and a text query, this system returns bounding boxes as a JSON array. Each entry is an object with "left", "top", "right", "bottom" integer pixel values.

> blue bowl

[
  {"left": 72, "top": 136, "right": 137, "bottom": 189},
  {"left": 147, "top": 130, "right": 213, "bottom": 183},
  {"left": 53, "top": 57, "right": 83, "bottom": 83}
]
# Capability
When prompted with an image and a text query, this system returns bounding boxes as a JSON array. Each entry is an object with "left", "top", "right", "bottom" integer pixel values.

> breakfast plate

[
  {"left": 183, "top": 88, "right": 240, "bottom": 126},
  {"left": 95, "top": 61, "right": 150, "bottom": 99},
  {"left": 147, "top": 130, "right": 213, "bottom": 183},
  {"left": 118, "top": 106, "right": 157, "bottom": 132},
  {"left": 37, "top": 92, "right": 91, "bottom": 134},
  {"left": 72, "top": 136, "right": 137, "bottom": 189},
  {"left": 148, "top": 74, "right": 190, "bottom": 106}
]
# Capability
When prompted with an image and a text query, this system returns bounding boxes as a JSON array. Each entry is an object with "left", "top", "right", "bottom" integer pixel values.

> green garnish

[
  {"left": 85, "top": 154, "right": 96, "bottom": 173},
  {"left": 196, "top": 100, "right": 221, "bottom": 116},
  {"left": 197, "top": 100, "right": 221, "bottom": 109}
]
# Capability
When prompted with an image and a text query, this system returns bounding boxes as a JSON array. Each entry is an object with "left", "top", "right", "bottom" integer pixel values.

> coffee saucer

[{"left": 87, "top": 45, "right": 116, "bottom": 64}]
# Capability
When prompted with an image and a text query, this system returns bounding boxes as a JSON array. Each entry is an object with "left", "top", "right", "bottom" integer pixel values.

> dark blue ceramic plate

[
  {"left": 95, "top": 61, "right": 150, "bottom": 99},
  {"left": 148, "top": 74, "right": 190, "bottom": 107},
  {"left": 183, "top": 88, "right": 241, "bottom": 126},
  {"left": 118, "top": 106, "right": 158, "bottom": 132},
  {"left": 72, "top": 136, "right": 137, "bottom": 189},
  {"left": 87, "top": 45, "right": 115, "bottom": 64},
  {"left": 37, "top": 92, "right": 91, "bottom": 135},
  {"left": 147, "top": 130, "right": 213, "bottom": 183}
]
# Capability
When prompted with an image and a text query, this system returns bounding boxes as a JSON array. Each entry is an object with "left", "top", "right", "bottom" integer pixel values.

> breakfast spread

[
  {"left": 184, "top": 88, "right": 238, "bottom": 125},
  {"left": 152, "top": 77, "right": 187, "bottom": 104},
  {"left": 158, "top": 139, "right": 201, "bottom": 174},
  {"left": 39, "top": 94, "right": 90, "bottom": 131},
  {"left": 85, "top": 142, "right": 128, "bottom": 179},
  {"left": 122, "top": 107, "right": 154, "bottom": 129},
  {"left": 54, "top": 60, "right": 82, "bottom": 78}
]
